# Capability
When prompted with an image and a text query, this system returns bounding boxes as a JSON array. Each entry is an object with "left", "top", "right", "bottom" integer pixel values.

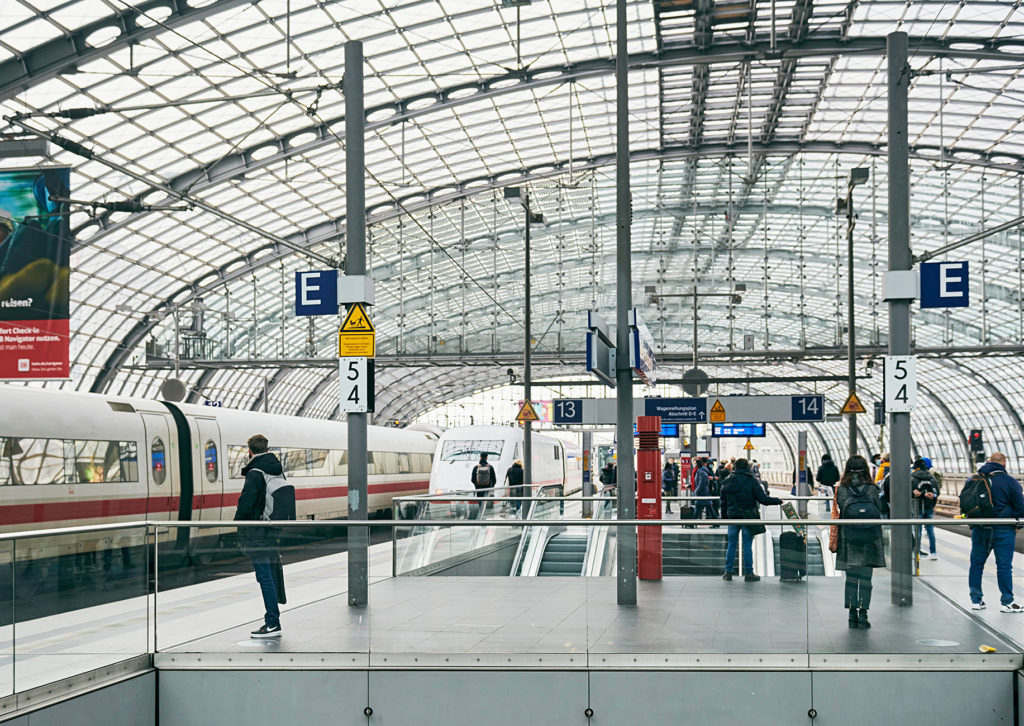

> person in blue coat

[{"left": 968, "top": 452, "right": 1024, "bottom": 612}]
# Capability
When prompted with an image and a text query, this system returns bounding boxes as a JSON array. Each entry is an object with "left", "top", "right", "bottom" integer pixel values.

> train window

[
  {"left": 119, "top": 442, "right": 139, "bottom": 482},
  {"left": 440, "top": 440, "right": 503, "bottom": 461},
  {"left": 554, "top": 446, "right": 559, "bottom": 460},
  {"left": 228, "top": 446, "right": 249, "bottom": 478},
  {"left": 336, "top": 449, "right": 348, "bottom": 476},
  {"left": 1, "top": 438, "right": 64, "bottom": 485},
  {"left": 152, "top": 438, "right": 167, "bottom": 486},
  {"left": 398, "top": 452, "right": 411, "bottom": 474},
  {"left": 283, "top": 448, "right": 307, "bottom": 476},
  {"left": 366, "top": 450, "right": 377, "bottom": 475},
  {"left": 204, "top": 441, "right": 218, "bottom": 483},
  {"left": 310, "top": 449, "right": 329, "bottom": 476},
  {"left": 379, "top": 451, "right": 399, "bottom": 475}
]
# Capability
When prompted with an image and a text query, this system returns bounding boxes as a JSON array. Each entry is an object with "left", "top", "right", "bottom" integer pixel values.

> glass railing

[{"left": 2, "top": 514, "right": 1023, "bottom": 707}]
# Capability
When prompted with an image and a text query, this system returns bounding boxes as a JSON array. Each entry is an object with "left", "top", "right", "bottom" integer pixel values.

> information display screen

[{"left": 712, "top": 423, "right": 766, "bottom": 438}]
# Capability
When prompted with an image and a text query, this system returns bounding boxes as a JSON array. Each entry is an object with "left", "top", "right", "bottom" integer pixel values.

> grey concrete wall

[
  {"left": 812, "top": 671, "right": 1014, "bottom": 725},
  {"left": 4, "top": 672, "right": 154, "bottom": 726},
  {"left": 590, "top": 671, "right": 812, "bottom": 725},
  {"left": 159, "top": 670, "right": 368, "bottom": 726}
]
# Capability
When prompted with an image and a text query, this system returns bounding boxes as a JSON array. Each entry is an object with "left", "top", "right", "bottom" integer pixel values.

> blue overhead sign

[
  {"left": 553, "top": 399, "right": 584, "bottom": 425},
  {"left": 295, "top": 270, "right": 339, "bottom": 316},
  {"left": 712, "top": 423, "right": 766, "bottom": 438},
  {"left": 791, "top": 396, "right": 824, "bottom": 421},
  {"left": 645, "top": 397, "right": 707, "bottom": 423},
  {"left": 633, "top": 422, "right": 680, "bottom": 438},
  {"left": 920, "top": 261, "right": 969, "bottom": 309}
]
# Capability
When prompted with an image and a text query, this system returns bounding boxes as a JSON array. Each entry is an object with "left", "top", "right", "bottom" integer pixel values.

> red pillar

[{"left": 636, "top": 415, "right": 662, "bottom": 580}]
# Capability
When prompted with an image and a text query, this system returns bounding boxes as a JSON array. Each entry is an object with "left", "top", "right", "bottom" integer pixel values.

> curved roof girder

[
  {"left": 940, "top": 359, "right": 1024, "bottom": 454},
  {"left": 186, "top": 369, "right": 217, "bottom": 405},
  {"left": 83, "top": 133, "right": 1024, "bottom": 393},
  {"left": 248, "top": 368, "right": 289, "bottom": 413},
  {"left": 67, "top": 36, "right": 1024, "bottom": 249},
  {"left": 296, "top": 369, "right": 338, "bottom": 417},
  {"left": 917, "top": 382, "right": 971, "bottom": 472},
  {"left": 0, "top": 0, "right": 257, "bottom": 102}
]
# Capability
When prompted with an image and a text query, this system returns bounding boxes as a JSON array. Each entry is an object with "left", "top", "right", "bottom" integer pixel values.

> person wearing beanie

[{"left": 816, "top": 453, "right": 840, "bottom": 498}]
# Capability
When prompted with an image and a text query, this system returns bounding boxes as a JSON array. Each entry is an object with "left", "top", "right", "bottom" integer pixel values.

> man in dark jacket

[
  {"left": 471, "top": 455, "right": 497, "bottom": 497},
  {"left": 911, "top": 457, "right": 939, "bottom": 559},
  {"left": 816, "top": 453, "right": 840, "bottom": 496},
  {"left": 233, "top": 434, "right": 291, "bottom": 638},
  {"left": 662, "top": 462, "right": 678, "bottom": 514},
  {"left": 968, "top": 452, "right": 1024, "bottom": 612},
  {"left": 505, "top": 459, "right": 525, "bottom": 516},
  {"left": 721, "top": 458, "right": 782, "bottom": 581}
]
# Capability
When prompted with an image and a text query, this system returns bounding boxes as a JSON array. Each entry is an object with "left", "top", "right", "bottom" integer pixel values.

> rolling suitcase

[{"left": 779, "top": 531, "right": 806, "bottom": 582}]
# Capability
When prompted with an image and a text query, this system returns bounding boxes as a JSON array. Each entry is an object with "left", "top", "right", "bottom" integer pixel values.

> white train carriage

[
  {"left": 0, "top": 387, "right": 436, "bottom": 568},
  {"left": 428, "top": 425, "right": 579, "bottom": 497}
]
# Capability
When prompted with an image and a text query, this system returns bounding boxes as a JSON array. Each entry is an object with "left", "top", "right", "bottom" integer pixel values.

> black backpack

[
  {"left": 841, "top": 486, "right": 881, "bottom": 544},
  {"left": 959, "top": 472, "right": 995, "bottom": 519}
]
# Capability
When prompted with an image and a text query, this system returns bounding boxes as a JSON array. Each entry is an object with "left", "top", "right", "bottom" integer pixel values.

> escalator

[
  {"left": 772, "top": 532, "right": 827, "bottom": 576},
  {"left": 662, "top": 530, "right": 730, "bottom": 575},
  {"left": 537, "top": 533, "right": 587, "bottom": 576}
]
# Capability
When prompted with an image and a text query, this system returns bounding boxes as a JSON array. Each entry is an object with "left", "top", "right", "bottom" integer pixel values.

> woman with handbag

[
  {"left": 721, "top": 458, "right": 783, "bottom": 582},
  {"left": 829, "top": 455, "right": 885, "bottom": 628}
]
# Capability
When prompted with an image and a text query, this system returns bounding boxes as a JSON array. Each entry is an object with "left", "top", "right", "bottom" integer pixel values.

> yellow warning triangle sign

[
  {"left": 710, "top": 398, "right": 726, "bottom": 423},
  {"left": 743, "top": 438, "right": 755, "bottom": 451},
  {"left": 515, "top": 400, "right": 540, "bottom": 423},
  {"left": 840, "top": 391, "right": 867, "bottom": 415},
  {"left": 340, "top": 303, "right": 375, "bottom": 333}
]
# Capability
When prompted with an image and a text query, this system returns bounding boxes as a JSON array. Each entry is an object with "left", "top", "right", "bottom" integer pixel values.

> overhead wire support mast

[{"left": 3, "top": 116, "right": 338, "bottom": 268}]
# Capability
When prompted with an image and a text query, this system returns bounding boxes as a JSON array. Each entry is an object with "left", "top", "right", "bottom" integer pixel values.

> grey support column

[
  {"left": 345, "top": 40, "right": 368, "bottom": 607},
  {"left": 524, "top": 194, "right": 533, "bottom": 493},
  {"left": 887, "top": 31, "right": 913, "bottom": 607},
  {"left": 614, "top": 0, "right": 636, "bottom": 607}
]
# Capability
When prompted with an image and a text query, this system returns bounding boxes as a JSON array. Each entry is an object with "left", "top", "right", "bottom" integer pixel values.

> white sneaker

[
  {"left": 1000, "top": 602, "right": 1024, "bottom": 614},
  {"left": 929, "top": 553, "right": 938, "bottom": 560},
  {"left": 971, "top": 602, "right": 987, "bottom": 610}
]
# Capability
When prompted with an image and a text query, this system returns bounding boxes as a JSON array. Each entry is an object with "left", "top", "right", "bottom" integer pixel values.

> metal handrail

[{"left": 0, "top": 516, "right": 1011, "bottom": 541}]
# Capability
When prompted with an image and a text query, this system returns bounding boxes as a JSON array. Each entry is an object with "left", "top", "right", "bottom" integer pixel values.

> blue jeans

[
  {"left": 915, "top": 508, "right": 936, "bottom": 554},
  {"left": 251, "top": 555, "right": 281, "bottom": 628},
  {"left": 725, "top": 525, "right": 754, "bottom": 575},
  {"left": 694, "top": 502, "right": 716, "bottom": 520},
  {"left": 969, "top": 526, "right": 1017, "bottom": 606}
]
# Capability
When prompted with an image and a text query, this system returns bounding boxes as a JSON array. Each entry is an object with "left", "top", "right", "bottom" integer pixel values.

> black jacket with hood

[
  {"left": 234, "top": 452, "right": 290, "bottom": 555},
  {"left": 721, "top": 469, "right": 782, "bottom": 518}
]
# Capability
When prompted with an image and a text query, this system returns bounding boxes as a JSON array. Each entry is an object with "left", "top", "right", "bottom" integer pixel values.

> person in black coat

[
  {"left": 720, "top": 458, "right": 782, "bottom": 581},
  {"left": 471, "top": 455, "right": 497, "bottom": 497},
  {"left": 233, "top": 434, "right": 285, "bottom": 638},
  {"left": 505, "top": 459, "right": 526, "bottom": 515},
  {"left": 816, "top": 453, "right": 840, "bottom": 496}
]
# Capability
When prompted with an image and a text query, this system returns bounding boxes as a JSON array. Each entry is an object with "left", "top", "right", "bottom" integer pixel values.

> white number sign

[
  {"left": 884, "top": 355, "right": 917, "bottom": 413},
  {"left": 338, "top": 357, "right": 371, "bottom": 413}
]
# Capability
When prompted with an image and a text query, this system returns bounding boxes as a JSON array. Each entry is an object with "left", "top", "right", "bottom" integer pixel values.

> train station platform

[{"left": 7, "top": 521, "right": 1024, "bottom": 726}]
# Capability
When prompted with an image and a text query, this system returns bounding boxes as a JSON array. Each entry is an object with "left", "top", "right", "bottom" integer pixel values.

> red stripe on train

[{"left": 0, "top": 480, "right": 429, "bottom": 526}]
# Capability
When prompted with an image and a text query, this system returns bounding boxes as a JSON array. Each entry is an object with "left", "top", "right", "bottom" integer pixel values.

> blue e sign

[
  {"left": 294, "top": 270, "right": 339, "bottom": 316},
  {"left": 920, "top": 261, "right": 969, "bottom": 309}
]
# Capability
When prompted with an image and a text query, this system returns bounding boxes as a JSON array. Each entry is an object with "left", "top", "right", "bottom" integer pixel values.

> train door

[
  {"left": 141, "top": 413, "right": 177, "bottom": 520},
  {"left": 192, "top": 417, "right": 225, "bottom": 521}
]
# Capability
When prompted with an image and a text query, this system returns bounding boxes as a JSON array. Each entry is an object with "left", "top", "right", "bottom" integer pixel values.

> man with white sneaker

[{"left": 968, "top": 452, "right": 1024, "bottom": 613}]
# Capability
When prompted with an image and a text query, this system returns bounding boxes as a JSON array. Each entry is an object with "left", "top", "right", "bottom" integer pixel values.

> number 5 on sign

[
  {"left": 884, "top": 355, "right": 917, "bottom": 413},
  {"left": 338, "top": 357, "right": 375, "bottom": 413}
]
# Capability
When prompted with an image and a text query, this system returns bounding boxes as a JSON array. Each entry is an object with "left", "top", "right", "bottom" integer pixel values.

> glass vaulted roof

[{"left": 2, "top": 0, "right": 1024, "bottom": 472}]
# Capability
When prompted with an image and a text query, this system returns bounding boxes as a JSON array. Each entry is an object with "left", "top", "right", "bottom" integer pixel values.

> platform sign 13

[
  {"left": 553, "top": 399, "right": 584, "bottom": 425},
  {"left": 339, "top": 357, "right": 375, "bottom": 413}
]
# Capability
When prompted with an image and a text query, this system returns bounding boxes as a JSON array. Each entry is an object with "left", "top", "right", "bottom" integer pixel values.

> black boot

[
  {"left": 848, "top": 608, "right": 859, "bottom": 628},
  {"left": 858, "top": 608, "right": 870, "bottom": 629}
]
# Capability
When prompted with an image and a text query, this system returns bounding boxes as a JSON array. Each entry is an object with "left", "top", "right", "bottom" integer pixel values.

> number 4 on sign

[{"left": 338, "top": 357, "right": 375, "bottom": 413}]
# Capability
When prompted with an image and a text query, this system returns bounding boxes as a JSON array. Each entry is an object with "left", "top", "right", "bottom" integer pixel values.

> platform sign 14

[
  {"left": 553, "top": 399, "right": 584, "bottom": 425},
  {"left": 790, "top": 395, "right": 824, "bottom": 421},
  {"left": 338, "top": 357, "right": 375, "bottom": 413}
]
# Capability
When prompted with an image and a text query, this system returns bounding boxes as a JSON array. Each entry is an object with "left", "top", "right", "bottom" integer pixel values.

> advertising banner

[{"left": 0, "top": 167, "right": 72, "bottom": 379}]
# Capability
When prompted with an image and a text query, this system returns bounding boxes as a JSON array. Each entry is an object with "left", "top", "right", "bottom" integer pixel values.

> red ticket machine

[
  {"left": 679, "top": 453, "right": 692, "bottom": 493},
  {"left": 636, "top": 415, "right": 663, "bottom": 580}
]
